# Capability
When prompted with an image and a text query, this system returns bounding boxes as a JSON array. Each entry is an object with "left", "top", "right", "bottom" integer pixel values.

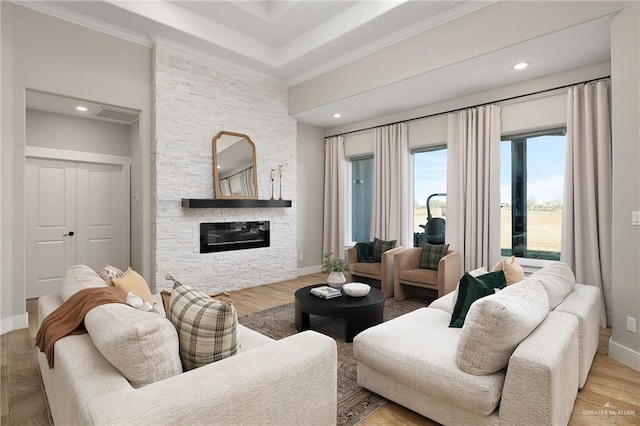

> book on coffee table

[{"left": 310, "top": 286, "right": 342, "bottom": 299}]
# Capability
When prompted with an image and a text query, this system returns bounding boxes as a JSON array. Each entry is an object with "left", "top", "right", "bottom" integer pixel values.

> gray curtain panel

[
  {"left": 371, "top": 122, "right": 410, "bottom": 247},
  {"left": 446, "top": 105, "right": 502, "bottom": 275},
  {"left": 323, "top": 135, "right": 346, "bottom": 259},
  {"left": 561, "top": 80, "right": 612, "bottom": 327}
]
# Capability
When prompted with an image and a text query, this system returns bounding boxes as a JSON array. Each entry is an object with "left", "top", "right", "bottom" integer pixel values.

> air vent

[{"left": 94, "top": 107, "right": 139, "bottom": 124}]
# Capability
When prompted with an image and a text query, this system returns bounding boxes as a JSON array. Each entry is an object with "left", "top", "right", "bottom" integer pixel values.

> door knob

[{"left": 63, "top": 231, "right": 75, "bottom": 237}]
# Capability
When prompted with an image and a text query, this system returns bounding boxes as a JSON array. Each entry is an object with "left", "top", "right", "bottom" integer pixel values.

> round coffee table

[{"left": 294, "top": 284, "right": 385, "bottom": 342}]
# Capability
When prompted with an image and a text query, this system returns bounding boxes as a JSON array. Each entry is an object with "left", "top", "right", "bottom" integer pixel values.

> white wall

[
  {"left": 153, "top": 42, "right": 297, "bottom": 293},
  {"left": 26, "top": 109, "right": 132, "bottom": 156},
  {"left": 609, "top": 3, "right": 640, "bottom": 370},
  {"left": 296, "top": 122, "right": 325, "bottom": 273},
  {"left": 0, "top": 3, "right": 152, "bottom": 333},
  {"left": 340, "top": 90, "right": 568, "bottom": 158},
  {"left": 289, "top": 1, "right": 623, "bottom": 115}
]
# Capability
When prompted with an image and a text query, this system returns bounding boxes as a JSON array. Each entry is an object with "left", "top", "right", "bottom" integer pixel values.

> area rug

[{"left": 238, "top": 297, "right": 428, "bottom": 425}]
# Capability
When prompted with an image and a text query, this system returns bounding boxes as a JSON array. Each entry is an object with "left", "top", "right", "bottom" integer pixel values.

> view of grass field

[
  {"left": 413, "top": 134, "right": 565, "bottom": 256},
  {"left": 413, "top": 204, "right": 563, "bottom": 254}
]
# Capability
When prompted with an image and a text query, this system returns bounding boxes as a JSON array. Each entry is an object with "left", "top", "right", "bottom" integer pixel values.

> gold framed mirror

[{"left": 213, "top": 131, "right": 258, "bottom": 199}]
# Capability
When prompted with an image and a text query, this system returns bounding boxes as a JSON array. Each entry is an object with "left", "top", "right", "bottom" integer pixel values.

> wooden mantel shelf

[{"left": 181, "top": 198, "right": 292, "bottom": 208}]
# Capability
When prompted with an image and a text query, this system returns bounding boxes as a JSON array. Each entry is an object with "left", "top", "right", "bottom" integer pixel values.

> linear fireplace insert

[{"left": 200, "top": 221, "right": 270, "bottom": 253}]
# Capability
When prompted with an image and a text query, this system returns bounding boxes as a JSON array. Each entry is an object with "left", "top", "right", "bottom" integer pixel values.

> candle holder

[
  {"left": 270, "top": 168, "right": 276, "bottom": 200},
  {"left": 278, "top": 164, "right": 283, "bottom": 200}
]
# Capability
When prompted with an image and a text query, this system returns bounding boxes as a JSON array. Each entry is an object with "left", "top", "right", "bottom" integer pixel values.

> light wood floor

[{"left": 1, "top": 273, "right": 639, "bottom": 425}]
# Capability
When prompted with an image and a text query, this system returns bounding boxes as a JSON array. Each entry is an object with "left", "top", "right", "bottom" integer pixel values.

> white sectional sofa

[
  {"left": 37, "top": 265, "right": 338, "bottom": 425},
  {"left": 353, "top": 262, "right": 601, "bottom": 426}
]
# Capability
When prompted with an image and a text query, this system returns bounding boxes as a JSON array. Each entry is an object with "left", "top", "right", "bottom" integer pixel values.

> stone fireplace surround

[{"left": 153, "top": 42, "right": 297, "bottom": 294}]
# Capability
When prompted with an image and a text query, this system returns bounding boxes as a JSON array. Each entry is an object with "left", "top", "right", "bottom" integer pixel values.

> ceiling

[
  {"left": 26, "top": 90, "right": 140, "bottom": 125},
  {"left": 18, "top": 0, "right": 612, "bottom": 128}
]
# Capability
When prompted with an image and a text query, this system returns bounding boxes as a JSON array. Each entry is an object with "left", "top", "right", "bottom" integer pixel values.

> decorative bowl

[{"left": 342, "top": 283, "right": 371, "bottom": 297}]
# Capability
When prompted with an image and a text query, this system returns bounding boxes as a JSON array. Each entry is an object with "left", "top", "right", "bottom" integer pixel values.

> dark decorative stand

[{"left": 181, "top": 199, "right": 292, "bottom": 208}]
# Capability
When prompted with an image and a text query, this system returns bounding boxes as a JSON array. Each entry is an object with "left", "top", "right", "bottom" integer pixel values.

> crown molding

[
  {"left": 11, "top": 0, "right": 496, "bottom": 88},
  {"left": 285, "top": 0, "right": 496, "bottom": 87},
  {"left": 151, "top": 36, "right": 286, "bottom": 87},
  {"left": 11, "top": 0, "right": 152, "bottom": 48}
]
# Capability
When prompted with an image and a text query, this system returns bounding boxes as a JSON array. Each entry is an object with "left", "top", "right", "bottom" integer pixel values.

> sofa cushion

[
  {"left": 61, "top": 264, "right": 109, "bottom": 302},
  {"left": 85, "top": 303, "right": 183, "bottom": 388},
  {"left": 398, "top": 268, "right": 438, "bottom": 286},
  {"left": 354, "top": 307, "right": 505, "bottom": 415},
  {"left": 169, "top": 281, "right": 240, "bottom": 370},
  {"left": 99, "top": 265, "right": 123, "bottom": 285},
  {"left": 554, "top": 283, "right": 601, "bottom": 388},
  {"left": 372, "top": 237, "right": 396, "bottom": 261},
  {"left": 112, "top": 267, "right": 154, "bottom": 304},
  {"left": 529, "top": 261, "right": 576, "bottom": 309},
  {"left": 428, "top": 291, "right": 456, "bottom": 314},
  {"left": 456, "top": 279, "right": 550, "bottom": 375},
  {"left": 352, "top": 262, "right": 381, "bottom": 276},
  {"left": 420, "top": 243, "right": 449, "bottom": 270},
  {"left": 449, "top": 270, "right": 507, "bottom": 328},
  {"left": 491, "top": 256, "right": 525, "bottom": 285}
]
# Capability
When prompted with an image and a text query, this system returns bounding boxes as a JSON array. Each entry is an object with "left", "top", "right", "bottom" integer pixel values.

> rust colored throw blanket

[{"left": 35, "top": 287, "right": 127, "bottom": 368}]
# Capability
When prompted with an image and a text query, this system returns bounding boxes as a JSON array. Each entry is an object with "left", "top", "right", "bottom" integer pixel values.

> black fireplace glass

[{"left": 200, "top": 221, "right": 270, "bottom": 253}]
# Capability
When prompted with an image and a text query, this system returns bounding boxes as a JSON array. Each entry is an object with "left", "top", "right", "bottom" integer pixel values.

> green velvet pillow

[
  {"left": 419, "top": 243, "right": 449, "bottom": 270},
  {"left": 449, "top": 270, "right": 507, "bottom": 328},
  {"left": 372, "top": 238, "right": 396, "bottom": 262},
  {"left": 355, "top": 242, "right": 376, "bottom": 263}
]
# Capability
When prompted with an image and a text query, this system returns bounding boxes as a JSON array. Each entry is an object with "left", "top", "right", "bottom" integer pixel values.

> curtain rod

[{"left": 326, "top": 75, "right": 610, "bottom": 138}]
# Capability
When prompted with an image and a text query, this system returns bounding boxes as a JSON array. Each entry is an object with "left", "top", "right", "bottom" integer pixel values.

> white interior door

[
  {"left": 26, "top": 159, "right": 77, "bottom": 298},
  {"left": 26, "top": 158, "right": 130, "bottom": 298},
  {"left": 76, "top": 163, "right": 129, "bottom": 273}
]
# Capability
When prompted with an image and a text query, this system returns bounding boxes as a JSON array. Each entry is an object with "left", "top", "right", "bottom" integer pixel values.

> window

[
  {"left": 413, "top": 147, "right": 447, "bottom": 247},
  {"left": 349, "top": 157, "right": 374, "bottom": 243},
  {"left": 500, "top": 129, "right": 566, "bottom": 261}
]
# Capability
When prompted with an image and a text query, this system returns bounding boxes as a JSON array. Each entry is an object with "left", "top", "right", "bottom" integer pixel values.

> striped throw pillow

[
  {"left": 420, "top": 243, "right": 449, "bottom": 270},
  {"left": 168, "top": 281, "right": 239, "bottom": 371}
]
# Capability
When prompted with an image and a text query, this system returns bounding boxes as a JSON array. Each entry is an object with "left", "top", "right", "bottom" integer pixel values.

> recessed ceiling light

[
  {"left": 332, "top": 113, "right": 342, "bottom": 118},
  {"left": 76, "top": 106, "right": 88, "bottom": 112},
  {"left": 512, "top": 62, "right": 530, "bottom": 70}
]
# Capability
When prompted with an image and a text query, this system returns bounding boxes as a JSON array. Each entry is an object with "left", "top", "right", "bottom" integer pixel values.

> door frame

[{"left": 25, "top": 146, "right": 131, "bottom": 280}]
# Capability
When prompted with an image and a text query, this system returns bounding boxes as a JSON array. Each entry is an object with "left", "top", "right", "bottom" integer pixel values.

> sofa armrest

[
  {"left": 380, "top": 246, "right": 404, "bottom": 297},
  {"left": 500, "top": 311, "right": 579, "bottom": 426},
  {"left": 347, "top": 246, "right": 358, "bottom": 264},
  {"left": 89, "top": 331, "right": 337, "bottom": 426},
  {"left": 437, "top": 251, "right": 459, "bottom": 297}
]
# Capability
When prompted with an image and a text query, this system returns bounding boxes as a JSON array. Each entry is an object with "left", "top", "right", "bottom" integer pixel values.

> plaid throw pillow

[
  {"left": 420, "top": 243, "right": 450, "bottom": 270},
  {"left": 168, "top": 281, "right": 239, "bottom": 371},
  {"left": 372, "top": 237, "right": 397, "bottom": 262}
]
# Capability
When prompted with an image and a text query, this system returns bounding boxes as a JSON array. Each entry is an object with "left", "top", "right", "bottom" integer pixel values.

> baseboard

[
  {"left": 609, "top": 337, "right": 640, "bottom": 372},
  {"left": 297, "top": 265, "right": 323, "bottom": 276},
  {"left": 0, "top": 313, "right": 29, "bottom": 335}
]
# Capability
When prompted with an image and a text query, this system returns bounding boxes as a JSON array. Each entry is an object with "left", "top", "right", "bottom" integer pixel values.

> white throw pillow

[
  {"left": 528, "top": 262, "right": 576, "bottom": 309},
  {"left": 126, "top": 291, "right": 158, "bottom": 313},
  {"left": 61, "top": 264, "right": 109, "bottom": 302},
  {"left": 456, "top": 279, "right": 550, "bottom": 375},
  {"left": 85, "top": 303, "right": 182, "bottom": 388},
  {"left": 99, "top": 264, "right": 124, "bottom": 285}
]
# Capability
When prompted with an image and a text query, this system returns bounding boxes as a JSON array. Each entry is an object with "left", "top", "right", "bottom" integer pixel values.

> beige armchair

[
  {"left": 394, "top": 248, "right": 459, "bottom": 301},
  {"left": 347, "top": 246, "right": 404, "bottom": 298}
]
